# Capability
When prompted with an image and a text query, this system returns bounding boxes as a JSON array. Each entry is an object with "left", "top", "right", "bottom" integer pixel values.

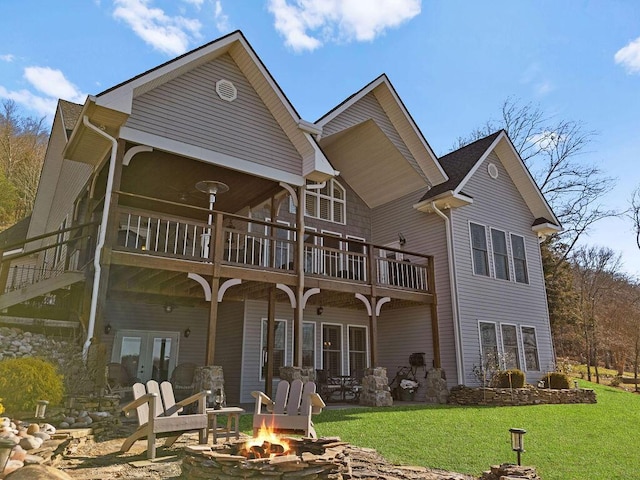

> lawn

[{"left": 239, "top": 379, "right": 639, "bottom": 479}]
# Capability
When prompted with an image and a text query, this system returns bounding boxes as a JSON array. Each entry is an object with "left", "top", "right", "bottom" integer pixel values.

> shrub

[
  {"left": 541, "top": 372, "right": 572, "bottom": 389},
  {"left": 491, "top": 369, "right": 526, "bottom": 388},
  {"left": 0, "top": 357, "right": 64, "bottom": 414}
]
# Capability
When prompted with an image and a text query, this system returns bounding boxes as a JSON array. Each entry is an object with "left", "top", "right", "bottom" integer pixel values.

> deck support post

[
  {"left": 205, "top": 213, "right": 224, "bottom": 365},
  {"left": 293, "top": 184, "right": 305, "bottom": 367}
]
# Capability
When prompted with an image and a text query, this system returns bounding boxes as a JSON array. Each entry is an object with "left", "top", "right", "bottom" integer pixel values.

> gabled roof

[
  {"left": 64, "top": 31, "right": 335, "bottom": 182},
  {"left": 316, "top": 74, "right": 447, "bottom": 186},
  {"left": 415, "top": 130, "right": 561, "bottom": 235}
]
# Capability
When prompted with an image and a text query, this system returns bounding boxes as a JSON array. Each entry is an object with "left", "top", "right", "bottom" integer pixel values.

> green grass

[{"left": 238, "top": 380, "right": 640, "bottom": 479}]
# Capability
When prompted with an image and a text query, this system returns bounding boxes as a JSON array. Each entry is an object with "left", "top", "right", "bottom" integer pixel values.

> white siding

[
  {"left": 126, "top": 53, "right": 302, "bottom": 176},
  {"left": 451, "top": 152, "right": 554, "bottom": 384}
]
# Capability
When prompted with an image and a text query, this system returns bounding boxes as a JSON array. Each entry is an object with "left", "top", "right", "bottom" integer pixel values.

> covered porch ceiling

[
  {"left": 319, "top": 119, "right": 429, "bottom": 208},
  {"left": 118, "top": 147, "right": 283, "bottom": 218}
]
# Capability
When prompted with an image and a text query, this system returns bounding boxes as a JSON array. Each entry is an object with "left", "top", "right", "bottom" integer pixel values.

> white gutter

[
  {"left": 430, "top": 202, "right": 465, "bottom": 384},
  {"left": 82, "top": 116, "right": 118, "bottom": 357}
]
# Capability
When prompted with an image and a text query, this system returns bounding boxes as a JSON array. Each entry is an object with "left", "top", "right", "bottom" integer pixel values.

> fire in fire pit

[{"left": 238, "top": 423, "right": 291, "bottom": 459}]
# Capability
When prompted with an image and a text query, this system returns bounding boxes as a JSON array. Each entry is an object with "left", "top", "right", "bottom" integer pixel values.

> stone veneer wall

[
  {"left": 448, "top": 385, "right": 596, "bottom": 406},
  {"left": 359, "top": 367, "right": 393, "bottom": 406}
]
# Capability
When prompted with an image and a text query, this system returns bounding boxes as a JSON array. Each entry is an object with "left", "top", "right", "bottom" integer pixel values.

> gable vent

[{"left": 216, "top": 79, "right": 237, "bottom": 102}]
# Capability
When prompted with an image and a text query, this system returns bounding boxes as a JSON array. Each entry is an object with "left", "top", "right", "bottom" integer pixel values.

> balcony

[{"left": 113, "top": 206, "right": 432, "bottom": 296}]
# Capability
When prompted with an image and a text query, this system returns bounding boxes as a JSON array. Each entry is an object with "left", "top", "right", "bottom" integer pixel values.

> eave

[{"left": 413, "top": 191, "right": 473, "bottom": 213}]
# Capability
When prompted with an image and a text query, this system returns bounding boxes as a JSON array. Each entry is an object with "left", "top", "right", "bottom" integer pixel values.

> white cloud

[
  {"left": 614, "top": 36, "right": 640, "bottom": 74},
  {"left": 267, "top": 0, "right": 421, "bottom": 52},
  {"left": 528, "top": 130, "right": 565, "bottom": 152},
  {"left": 0, "top": 67, "right": 86, "bottom": 119},
  {"left": 214, "top": 0, "right": 230, "bottom": 32},
  {"left": 24, "top": 67, "right": 86, "bottom": 104},
  {"left": 183, "top": 0, "right": 204, "bottom": 7},
  {"left": 0, "top": 54, "right": 14, "bottom": 62},
  {"left": 113, "top": 0, "right": 202, "bottom": 56}
]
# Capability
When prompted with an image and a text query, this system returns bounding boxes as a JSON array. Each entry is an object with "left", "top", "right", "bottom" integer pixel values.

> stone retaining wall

[{"left": 448, "top": 385, "right": 596, "bottom": 406}]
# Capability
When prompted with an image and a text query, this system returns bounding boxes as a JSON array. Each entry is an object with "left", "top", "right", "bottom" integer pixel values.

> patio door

[{"left": 111, "top": 330, "right": 180, "bottom": 383}]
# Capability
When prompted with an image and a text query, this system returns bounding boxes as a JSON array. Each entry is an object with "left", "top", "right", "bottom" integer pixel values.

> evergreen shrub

[
  {"left": 541, "top": 372, "right": 572, "bottom": 389},
  {"left": 0, "top": 357, "right": 64, "bottom": 414},
  {"left": 491, "top": 369, "right": 526, "bottom": 388}
]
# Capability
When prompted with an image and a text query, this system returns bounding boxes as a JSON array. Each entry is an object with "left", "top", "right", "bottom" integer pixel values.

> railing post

[{"left": 368, "top": 246, "right": 377, "bottom": 298}]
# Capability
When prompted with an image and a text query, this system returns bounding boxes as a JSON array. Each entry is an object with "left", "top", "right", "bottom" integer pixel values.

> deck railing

[{"left": 114, "top": 206, "right": 431, "bottom": 293}]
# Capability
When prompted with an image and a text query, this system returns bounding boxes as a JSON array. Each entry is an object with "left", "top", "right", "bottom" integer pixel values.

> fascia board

[{"left": 316, "top": 76, "right": 386, "bottom": 129}]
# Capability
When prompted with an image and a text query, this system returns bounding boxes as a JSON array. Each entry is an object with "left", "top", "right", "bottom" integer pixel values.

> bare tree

[
  {"left": 572, "top": 246, "right": 622, "bottom": 383},
  {"left": 631, "top": 186, "right": 640, "bottom": 251},
  {"left": 0, "top": 100, "right": 48, "bottom": 227},
  {"left": 455, "top": 97, "right": 617, "bottom": 262}
]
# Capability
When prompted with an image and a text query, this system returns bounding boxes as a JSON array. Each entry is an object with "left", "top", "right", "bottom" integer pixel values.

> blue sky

[{"left": 1, "top": 0, "right": 639, "bottom": 277}]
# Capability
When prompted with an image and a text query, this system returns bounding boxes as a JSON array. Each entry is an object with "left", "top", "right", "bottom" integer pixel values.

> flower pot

[{"left": 400, "top": 389, "right": 415, "bottom": 401}]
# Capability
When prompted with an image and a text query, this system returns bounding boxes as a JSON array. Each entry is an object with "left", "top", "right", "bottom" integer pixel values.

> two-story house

[{"left": 0, "top": 30, "right": 560, "bottom": 403}]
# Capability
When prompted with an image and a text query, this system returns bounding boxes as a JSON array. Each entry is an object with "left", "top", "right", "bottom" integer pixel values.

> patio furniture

[
  {"left": 106, "top": 362, "right": 139, "bottom": 399},
  {"left": 251, "top": 379, "right": 325, "bottom": 438},
  {"left": 170, "top": 362, "right": 197, "bottom": 400},
  {"left": 315, "top": 369, "right": 342, "bottom": 402},
  {"left": 120, "top": 380, "right": 209, "bottom": 459},
  {"left": 206, "top": 406, "right": 245, "bottom": 443}
]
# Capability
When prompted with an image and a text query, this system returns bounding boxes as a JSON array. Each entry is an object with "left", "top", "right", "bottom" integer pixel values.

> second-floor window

[
  {"left": 470, "top": 223, "right": 489, "bottom": 276},
  {"left": 510, "top": 234, "right": 529, "bottom": 284},
  {"left": 491, "top": 228, "right": 510, "bottom": 281},
  {"left": 305, "top": 179, "right": 346, "bottom": 224}
]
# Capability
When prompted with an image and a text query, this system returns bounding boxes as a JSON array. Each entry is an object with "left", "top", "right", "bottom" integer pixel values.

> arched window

[{"left": 304, "top": 179, "right": 346, "bottom": 224}]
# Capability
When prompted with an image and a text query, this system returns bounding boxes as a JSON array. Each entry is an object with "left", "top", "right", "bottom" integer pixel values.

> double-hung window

[
  {"left": 521, "top": 326, "right": 540, "bottom": 371},
  {"left": 348, "top": 326, "right": 367, "bottom": 376},
  {"left": 302, "top": 322, "right": 315, "bottom": 368},
  {"left": 470, "top": 223, "right": 489, "bottom": 276},
  {"left": 261, "top": 319, "right": 286, "bottom": 379},
  {"left": 501, "top": 324, "right": 520, "bottom": 369},
  {"left": 479, "top": 321, "right": 499, "bottom": 370},
  {"left": 510, "top": 234, "right": 529, "bottom": 284},
  {"left": 491, "top": 228, "right": 510, "bottom": 280}
]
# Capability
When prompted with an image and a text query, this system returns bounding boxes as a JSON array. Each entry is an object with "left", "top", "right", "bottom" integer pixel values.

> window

[
  {"left": 302, "top": 322, "right": 315, "bottom": 368},
  {"left": 345, "top": 236, "right": 366, "bottom": 280},
  {"left": 303, "top": 228, "right": 320, "bottom": 274},
  {"left": 322, "top": 324, "right": 342, "bottom": 377},
  {"left": 304, "top": 179, "right": 346, "bottom": 224},
  {"left": 511, "top": 234, "right": 529, "bottom": 284},
  {"left": 470, "top": 223, "right": 489, "bottom": 276},
  {"left": 521, "top": 326, "right": 540, "bottom": 371},
  {"left": 501, "top": 324, "right": 520, "bottom": 369},
  {"left": 261, "top": 319, "right": 287, "bottom": 379},
  {"left": 491, "top": 228, "right": 510, "bottom": 280},
  {"left": 479, "top": 322, "right": 498, "bottom": 370},
  {"left": 322, "top": 231, "right": 342, "bottom": 277},
  {"left": 348, "top": 326, "right": 367, "bottom": 375}
]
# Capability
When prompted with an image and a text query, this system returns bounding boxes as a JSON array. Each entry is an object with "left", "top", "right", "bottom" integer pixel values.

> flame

[{"left": 241, "top": 421, "right": 290, "bottom": 458}]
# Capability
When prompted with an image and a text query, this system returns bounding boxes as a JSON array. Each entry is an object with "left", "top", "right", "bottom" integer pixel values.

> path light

[
  {"left": 509, "top": 428, "right": 526, "bottom": 466},
  {"left": 35, "top": 399, "right": 49, "bottom": 419},
  {"left": 0, "top": 437, "right": 17, "bottom": 474}
]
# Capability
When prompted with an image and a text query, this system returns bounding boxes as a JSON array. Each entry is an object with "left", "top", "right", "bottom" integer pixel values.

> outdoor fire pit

[{"left": 182, "top": 425, "right": 351, "bottom": 479}]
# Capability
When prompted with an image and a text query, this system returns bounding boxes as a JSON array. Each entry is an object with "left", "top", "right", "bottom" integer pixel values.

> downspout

[
  {"left": 82, "top": 116, "right": 118, "bottom": 357},
  {"left": 431, "top": 202, "right": 465, "bottom": 384}
]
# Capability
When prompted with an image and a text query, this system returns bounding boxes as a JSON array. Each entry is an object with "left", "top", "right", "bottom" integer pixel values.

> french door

[{"left": 111, "top": 330, "right": 180, "bottom": 383}]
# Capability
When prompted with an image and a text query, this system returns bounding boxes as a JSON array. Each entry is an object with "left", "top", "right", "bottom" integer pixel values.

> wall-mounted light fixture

[
  {"left": 184, "top": 327, "right": 191, "bottom": 338},
  {"left": 317, "top": 306, "right": 324, "bottom": 316},
  {"left": 104, "top": 323, "right": 112, "bottom": 335},
  {"left": 398, "top": 232, "right": 406, "bottom": 246},
  {"left": 164, "top": 303, "right": 174, "bottom": 313}
]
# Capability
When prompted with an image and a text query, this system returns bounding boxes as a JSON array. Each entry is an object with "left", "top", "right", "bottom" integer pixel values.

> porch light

[
  {"left": 104, "top": 323, "right": 112, "bottom": 334},
  {"left": 509, "top": 428, "right": 526, "bottom": 466},
  {"left": 317, "top": 306, "right": 323, "bottom": 315},
  {"left": 184, "top": 328, "right": 191, "bottom": 338},
  {"left": 0, "top": 438, "right": 17, "bottom": 474},
  {"left": 164, "top": 304, "right": 174, "bottom": 313},
  {"left": 35, "top": 399, "right": 49, "bottom": 419}
]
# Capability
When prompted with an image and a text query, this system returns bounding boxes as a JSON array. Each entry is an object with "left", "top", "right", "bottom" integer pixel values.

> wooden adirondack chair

[
  {"left": 251, "top": 379, "right": 325, "bottom": 438},
  {"left": 120, "top": 380, "right": 209, "bottom": 459}
]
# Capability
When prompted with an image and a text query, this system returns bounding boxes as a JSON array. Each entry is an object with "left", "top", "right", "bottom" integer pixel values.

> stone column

[
  {"left": 193, "top": 366, "right": 225, "bottom": 408},
  {"left": 424, "top": 368, "right": 449, "bottom": 404},
  {"left": 279, "top": 366, "right": 316, "bottom": 384},
  {"left": 359, "top": 367, "right": 393, "bottom": 407}
]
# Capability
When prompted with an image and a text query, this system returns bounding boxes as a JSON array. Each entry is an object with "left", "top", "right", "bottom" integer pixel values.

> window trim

[
  {"left": 302, "top": 321, "right": 316, "bottom": 369},
  {"left": 520, "top": 325, "right": 541, "bottom": 372},
  {"left": 500, "top": 323, "right": 521, "bottom": 370},
  {"left": 490, "top": 227, "right": 510, "bottom": 281},
  {"left": 469, "top": 222, "right": 490, "bottom": 277},
  {"left": 347, "top": 324, "right": 369, "bottom": 376},
  {"left": 321, "top": 322, "right": 343, "bottom": 376},
  {"left": 260, "top": 318, "right": 288, "bottom": 381},
  {"left": 510, "top": 233, "right": 529, "bottom": 284},
  {"left": 304, "top": 179, "right": 347, "bottom": 224},
  {"left": 477, "top": 320, "right": 499, "bottom": 371}
]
